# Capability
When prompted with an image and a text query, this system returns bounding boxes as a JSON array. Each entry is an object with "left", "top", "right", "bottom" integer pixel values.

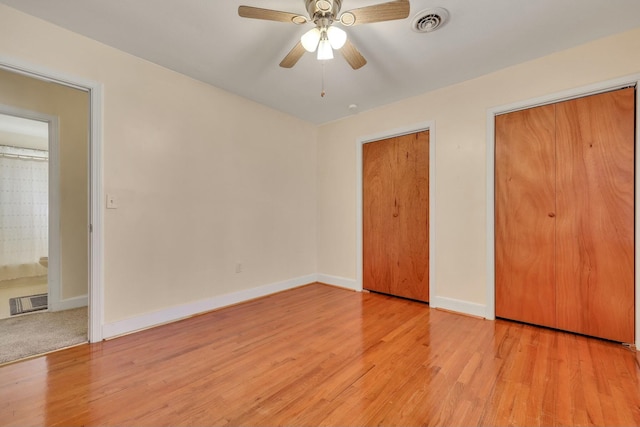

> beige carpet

[{"left": 0, "top": 307, "right": 87, "bottom": 364}]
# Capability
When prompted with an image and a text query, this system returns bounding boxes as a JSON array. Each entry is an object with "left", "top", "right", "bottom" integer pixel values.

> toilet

[{"left": 39, "top": 256, "right": 48, "bottom": 268}]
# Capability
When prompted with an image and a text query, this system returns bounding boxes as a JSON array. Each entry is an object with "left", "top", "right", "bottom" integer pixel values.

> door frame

[
  {"left": 486, "top": 73, "right": 640, "bottom": 347},
  {"left": 0, "top": 105, "right": 62, "bottom": 312},
  {"left": 356, "top": 121, "right": 436, "bottom": 304},
  {"left": 0, "top": 55, "right": 104, "bottom": 342}
]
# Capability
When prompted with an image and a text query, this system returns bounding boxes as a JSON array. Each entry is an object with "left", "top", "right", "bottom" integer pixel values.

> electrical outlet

[{"left": 235, "top": 262, "right": 242, "bottom": 273}]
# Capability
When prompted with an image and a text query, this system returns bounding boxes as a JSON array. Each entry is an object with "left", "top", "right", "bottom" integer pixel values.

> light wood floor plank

[{"left": 1, "top": 283, "right": 639, "bottom": 426}]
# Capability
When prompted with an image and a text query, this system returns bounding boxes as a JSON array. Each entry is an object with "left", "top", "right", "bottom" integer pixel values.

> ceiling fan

[{"left": 238, "top": 0, "right": 410, "bottom": 70}]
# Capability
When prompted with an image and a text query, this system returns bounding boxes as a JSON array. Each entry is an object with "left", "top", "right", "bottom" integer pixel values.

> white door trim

[
  {"left": 356, "top": 121, "right": 436, "bottom": 304},
  {"left": 0, "top": 105, "right": 61, "bottom": 312},
  {"left": 486, "top": 74, "right": 640, "bottom": 347},
  {"left": 0, "top": 56, "right": 104, "bottom": 342}
]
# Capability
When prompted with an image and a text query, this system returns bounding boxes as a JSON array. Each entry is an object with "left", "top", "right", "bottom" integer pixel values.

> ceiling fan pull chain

[{"left": 321, "top": 61, "right": 326, "bottom": 97}]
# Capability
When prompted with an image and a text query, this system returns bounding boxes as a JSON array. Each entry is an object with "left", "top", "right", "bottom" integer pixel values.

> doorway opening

[
  {"left": 0, "top": 69, "right": 90, "bottom": 363},
  {"left": 0, "top": 58, "right": 103, "bottom": 362},
  {"left": 0, "top": 112, "right": 52, "bottom": 319}
]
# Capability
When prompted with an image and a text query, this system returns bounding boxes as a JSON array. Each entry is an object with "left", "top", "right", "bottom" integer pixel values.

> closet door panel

[
  {"left": 393, "top": 131, "right": 429, "bottom": 302},
  {"left": 363, "top": 138, "right": 398, "bottom": 296},
  {"left": 363, "top": 131, "right": 429, "bottom": 302},
  {"left": 495, "top": 105, "right": 557, "bottom": 328},
  {"left": 555, "top": 88, "right": 635, "bottom": 343}
]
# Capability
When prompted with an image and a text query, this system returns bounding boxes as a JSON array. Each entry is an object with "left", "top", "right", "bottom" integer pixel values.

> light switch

[{"left": 106, "top": 194, "right": 118, "bottom": 209}]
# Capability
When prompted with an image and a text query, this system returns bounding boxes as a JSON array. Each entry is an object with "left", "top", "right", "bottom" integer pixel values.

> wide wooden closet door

[
  {"left": 495, "top": 88, "right": 635, "bottom": 343},
  {"left": 363, "top": 131, "right": 429, "bottom": 302}
]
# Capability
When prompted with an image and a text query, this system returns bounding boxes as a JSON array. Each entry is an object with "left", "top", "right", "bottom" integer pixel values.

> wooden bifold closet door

[
  {"left": 496, "top": 88, "right": 635, "bottom": 343},
  {"left": 363, "top": 131, "right": 429, "bottom": 302},
  {"left": 495, "top": 104, "right": 557, "bottom": 329}
]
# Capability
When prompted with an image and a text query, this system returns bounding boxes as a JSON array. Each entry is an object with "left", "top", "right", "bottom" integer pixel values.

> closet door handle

[{"left": 548, "top": 212, "right": 556, "bottom": 218}]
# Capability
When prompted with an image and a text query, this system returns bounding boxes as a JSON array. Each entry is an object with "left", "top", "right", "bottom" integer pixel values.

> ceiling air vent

[{"left": 411, "top": 7, "right": 449, "bottom": 33}]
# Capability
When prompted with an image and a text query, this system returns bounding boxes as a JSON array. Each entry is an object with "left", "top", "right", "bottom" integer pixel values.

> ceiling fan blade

[
  {"left": 279, "top": 42, "right": 306, "bottom": 68},
  {"left": 238, "top": 6, "right": 307, "bottom": 24},
  {"left": 341, "top": 40, "right": 367, "bottom": 70},
  {"left": 340, "top": 0, "right": 410, "bottom": 25}
]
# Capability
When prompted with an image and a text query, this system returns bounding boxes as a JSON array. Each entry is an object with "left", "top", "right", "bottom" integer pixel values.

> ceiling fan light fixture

[
  {"left": 327, "top": 26, "right": 347, "bottom": 49},
  {"left": 301, "top": 27, "right": 321, "bottom": 52},
  {"left": 317, "top": 39, "right": 334, "bottom": 60},
  {"left": 239, "top": 0, "right": 406, "bottom": 70}
]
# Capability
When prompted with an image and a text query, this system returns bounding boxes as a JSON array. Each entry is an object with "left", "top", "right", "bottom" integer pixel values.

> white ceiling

[{"left": 3, "top": 0, "right": 640, "bottom": 124}]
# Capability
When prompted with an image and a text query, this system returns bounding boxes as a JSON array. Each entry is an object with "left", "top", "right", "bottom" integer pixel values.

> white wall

[
  {"left": 0, "top": 4, "right": 318, "bottom": 326},
  {"left": 317, "top": 28, "right": 640, "bottom": 308}
]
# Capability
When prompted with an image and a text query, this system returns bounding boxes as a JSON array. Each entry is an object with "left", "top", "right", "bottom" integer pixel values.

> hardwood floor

[{"left": 1, "top": 283, "right": 639, "bottom": 426}]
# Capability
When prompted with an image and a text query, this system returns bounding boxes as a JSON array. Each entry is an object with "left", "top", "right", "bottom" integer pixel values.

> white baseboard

[
  {"left": 431, "top": 296, "right": 486, "bottom": 318},
  {"left": 102, "top": 274, "right": 316, "bottom": 339},
  {"left": 316, "top": 274, "right": 358, "bottom": 291},
  {"left": 50, "top": 295, "right": 88, "bottom": 312}
]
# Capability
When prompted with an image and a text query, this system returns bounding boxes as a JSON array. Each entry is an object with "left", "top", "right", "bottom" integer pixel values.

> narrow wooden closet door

[
  {"left": 495, "top": 105, "right": 557, "bottom": 328},
  {"left": 363, "top": 131, "right": 429, "bottom": 302},
  {"left": 555, "top": 88, "right": 635, "bottom": 343}
]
